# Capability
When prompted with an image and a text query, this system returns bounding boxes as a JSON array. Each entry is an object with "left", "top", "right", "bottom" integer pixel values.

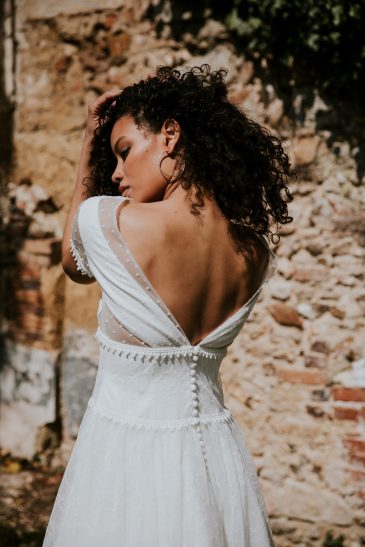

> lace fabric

[
  {"left": 70, "top": 203, "right": 94, "bottom": 278},
  {"left": 98, "top": 195, "right": 277, "bottom": 348},
  {"left": 98, "top": 297, "right": 149, "bottom": 347},
  {"left": 99, "top": 196, "right": 188, "bottom": 342}
]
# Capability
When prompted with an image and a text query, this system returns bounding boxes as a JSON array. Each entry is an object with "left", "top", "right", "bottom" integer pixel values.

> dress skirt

[{"left": 42, "top": 397, "right": 274, "bottom": 547}]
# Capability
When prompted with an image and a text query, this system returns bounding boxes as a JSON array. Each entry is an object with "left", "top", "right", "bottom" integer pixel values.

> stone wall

[{"left": 1, "top": 1, "right": 364, "bottom": 544}]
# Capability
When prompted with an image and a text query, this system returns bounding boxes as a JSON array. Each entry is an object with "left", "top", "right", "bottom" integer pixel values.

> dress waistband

[
  {"left": 87, "top": 395, "right": 234, "bottom": 431},
  {"left": 95, "top": 328, "right": 227, "bottom": 360}
]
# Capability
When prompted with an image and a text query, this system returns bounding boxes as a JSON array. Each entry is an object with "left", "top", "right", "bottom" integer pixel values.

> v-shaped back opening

[{"left": 106, "top": 196, "right": 276, "bottom": 347}]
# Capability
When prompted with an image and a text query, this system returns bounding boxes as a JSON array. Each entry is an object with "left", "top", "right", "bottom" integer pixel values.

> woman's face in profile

[{"left": 110, "top": 115, "right": 176, "bottom": 202}]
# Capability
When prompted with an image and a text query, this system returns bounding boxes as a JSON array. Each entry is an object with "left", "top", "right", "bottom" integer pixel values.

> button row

[{"left": 188, "top": 353, "right": 208, "bottom": 461}]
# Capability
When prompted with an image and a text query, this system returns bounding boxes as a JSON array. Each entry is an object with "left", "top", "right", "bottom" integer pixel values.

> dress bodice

[{"left": 70, "top": 195, "right": 277, "bottom": 352}]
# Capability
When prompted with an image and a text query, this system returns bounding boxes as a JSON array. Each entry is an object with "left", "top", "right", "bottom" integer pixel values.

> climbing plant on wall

[
  {"left": 211, "top": 0, "right": 365, "bottom": 103},
  {"left": 154, "top": 0, "right": 364, "bottom": 103}
]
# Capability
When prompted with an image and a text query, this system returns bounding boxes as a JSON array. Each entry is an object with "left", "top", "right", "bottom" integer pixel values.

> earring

[
  {"left": 159, "top": 152, "right": 173, "bottom": 183},
  {"left": 159, "top": 152, "right": 186, "bottom": 185}
]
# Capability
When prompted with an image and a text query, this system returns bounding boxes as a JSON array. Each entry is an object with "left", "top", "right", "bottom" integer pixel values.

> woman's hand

[{"left": 85, "top": 89, "right": 123, "bottom": 137}]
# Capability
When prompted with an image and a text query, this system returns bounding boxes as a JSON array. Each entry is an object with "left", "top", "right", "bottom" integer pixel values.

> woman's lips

[{"left": 119, "top": 185, "right": 130, "bottom": 196}]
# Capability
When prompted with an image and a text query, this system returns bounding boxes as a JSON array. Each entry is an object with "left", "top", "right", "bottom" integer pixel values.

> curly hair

[{"left": 87, "top": 64, "right": 293, "bottom": 244}]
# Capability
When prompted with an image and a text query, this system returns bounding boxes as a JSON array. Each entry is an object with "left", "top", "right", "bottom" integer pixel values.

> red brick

[
  {"left": 14, "top": 290, "right": 42, "bottom": 304},
  {"left": 15, "top": 263, "right": 41, "bottom": 278},
  {"left": 348, "top": 452, "right": 365, "bottom": 467},
  {"left": 334, "top": 405, "right": 361, "bottom": 421},
  {"left": 104, "top": 13, "right": 118, "bottom": 28},
  {"left": 332, "top": 386, "right": 365, "bottom": 402},
  {"left": 16, "top": 302, "right": 44, "bottom": 317},
  {"left": 12, "top": 278, "right": 41, "bottom": 290},
  {"left": 348, "top": 468, "right": 365, "bottom": 482},
  {"left": 16, "top": 313, "right": 44, "bottom": 330},
  {"left": 278, "top": 368, "right": 329, "bottom": 385},
  {"left": 343, "top": 436, "right": 365, "bottom": 453}
]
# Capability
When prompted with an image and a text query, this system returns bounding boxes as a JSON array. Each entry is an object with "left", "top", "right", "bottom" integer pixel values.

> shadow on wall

[
  {"left": 146, "top": 0, "right": 365, "bottom": 185},
  {"left": 0, "top": 176, "right": 66, "bottom": 459},
  {"left": 0, "top": 0, "right": 14, "bottom": 337},
  {"left": 0, "top": 0, "right": 14, "bottom": 174},
  {"left": 3, "top": 181, "right": 63, "bottom": 346}
]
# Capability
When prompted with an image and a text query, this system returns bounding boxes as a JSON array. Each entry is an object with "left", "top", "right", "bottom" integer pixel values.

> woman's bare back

[{"left": 117, "top": 190, "right": 269, "bottom": 346}]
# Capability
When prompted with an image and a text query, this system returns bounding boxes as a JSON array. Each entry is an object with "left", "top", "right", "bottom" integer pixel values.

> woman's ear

[{"left": 161, "top": 119, "right": 181, "bottom": 153}]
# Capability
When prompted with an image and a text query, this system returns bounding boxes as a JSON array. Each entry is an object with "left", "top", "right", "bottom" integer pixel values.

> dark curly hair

[{"left": 87, "top": 64, "right": 293, "bottom": 244}]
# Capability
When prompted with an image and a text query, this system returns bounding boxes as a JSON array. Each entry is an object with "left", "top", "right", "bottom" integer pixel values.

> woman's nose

[{"left": 111, "top": 162, "right": 124, "bottom": 184}]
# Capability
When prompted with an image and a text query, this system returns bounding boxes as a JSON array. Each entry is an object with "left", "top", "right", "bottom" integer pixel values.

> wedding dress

[{"left": 43, "top": 195, "right": 277, "bottom": 547}]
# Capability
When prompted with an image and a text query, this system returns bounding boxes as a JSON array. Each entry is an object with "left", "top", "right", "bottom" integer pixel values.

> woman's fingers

[
  {"left": 85, "top": 88, "right": 123, "bottom": 135},
  {"left": 96, "top": 89, "right": 123, "bottom": 105},
  {"left": 89, "top": 89, "right": 123, "bottom": 113}
]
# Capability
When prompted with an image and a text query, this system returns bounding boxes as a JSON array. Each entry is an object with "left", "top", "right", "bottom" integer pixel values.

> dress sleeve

[{"left": 69, "top": 202, "right": 94, "bottom": 278}]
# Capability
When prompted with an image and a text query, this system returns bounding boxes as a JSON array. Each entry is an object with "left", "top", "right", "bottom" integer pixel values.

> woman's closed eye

[{"left": 120, "top": 147, "right": 130, "bottom": 161}]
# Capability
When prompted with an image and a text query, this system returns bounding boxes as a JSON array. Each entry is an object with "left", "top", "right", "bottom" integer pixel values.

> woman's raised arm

[{"left": 61, "top": 89, "right": 122, "bottom": 283}]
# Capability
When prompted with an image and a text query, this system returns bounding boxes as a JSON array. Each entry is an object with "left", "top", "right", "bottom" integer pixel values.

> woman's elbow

[{"left": 61, "top": 257, "right": 95, "bottom": 285}]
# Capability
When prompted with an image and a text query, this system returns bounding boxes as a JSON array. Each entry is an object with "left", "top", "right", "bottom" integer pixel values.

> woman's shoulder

[{"left": 116, "top": 198, "right": 174, "bottom": 247}]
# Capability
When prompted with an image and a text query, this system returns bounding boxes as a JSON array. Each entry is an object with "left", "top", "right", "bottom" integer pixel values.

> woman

[{"left": 43, "top": 65, "right": 293, "bottom": 546}]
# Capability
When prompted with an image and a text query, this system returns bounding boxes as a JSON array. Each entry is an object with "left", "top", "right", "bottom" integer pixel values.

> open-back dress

[{"left": 43, "top": 195, "right": 277, "bottom": 547}]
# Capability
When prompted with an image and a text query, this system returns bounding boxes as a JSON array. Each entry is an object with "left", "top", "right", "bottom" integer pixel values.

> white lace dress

[{"left": 43, "top": 195, "right": 277, "bottom": 547}]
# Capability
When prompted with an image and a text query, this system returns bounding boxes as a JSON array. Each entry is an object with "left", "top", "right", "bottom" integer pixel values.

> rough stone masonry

[{"left": 0, "top": 1, "right": 365, "bottom": 545}]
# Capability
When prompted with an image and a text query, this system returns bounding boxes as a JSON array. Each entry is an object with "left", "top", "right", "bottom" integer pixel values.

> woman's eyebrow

[{"left": 113, "top": 136, "right": 126, "bottom": 155}]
